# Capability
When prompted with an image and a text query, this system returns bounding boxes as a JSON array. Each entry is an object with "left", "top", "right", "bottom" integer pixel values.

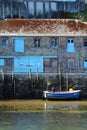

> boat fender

[{"left": 69, "top": 88, "right": 73, "bottom": 92}]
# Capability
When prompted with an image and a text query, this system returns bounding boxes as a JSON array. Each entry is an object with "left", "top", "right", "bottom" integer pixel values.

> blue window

[
  {"left": 84, "top": 60, "right": 87, "bottom": 68},
  {"left": 0, "top": 59, "right": 4, "bottom": 66},
  {"left": 67, "top": 38, "right": 75, "bottom": 53},
  {"left": 14, "top": 37, "right": 24, "bottom": 52},
  {"left": 50, "top": 38, "right": 57, "bottom": 48}
]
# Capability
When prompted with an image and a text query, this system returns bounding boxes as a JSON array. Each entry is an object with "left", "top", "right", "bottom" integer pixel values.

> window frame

[
  {"left": 34, "top": 38, "right": 41, "bottom": 47},
  {"left": 44, "top": 58, "right": 57, "bottom": 69},
  {"left": 67, "top": 58, "right": 75, "bottom": 69},
  {"left": 1, "top": 38, "right": 8, "bottom": 47},
  {"left": 50, "top": 58, "right": 57, "bottom": 68},
  {"left": 84, "top": 39, "right": 87, "bottom": 47},
  {"left": 50, "top": 37, "right": 58, "bottom": 48}
]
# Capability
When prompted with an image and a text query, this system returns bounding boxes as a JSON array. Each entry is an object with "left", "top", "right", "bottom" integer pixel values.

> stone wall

[
  {"left": 0, "top": 73, "right": 87, "bottom": 99},
  {"left": 0, "top": 36, "right": 87, "bottom": 73}
]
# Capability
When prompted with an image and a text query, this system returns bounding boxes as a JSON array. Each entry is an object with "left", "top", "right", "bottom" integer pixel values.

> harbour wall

[{"left": 0, "top": 73, "right": 87, "bottom": 99}]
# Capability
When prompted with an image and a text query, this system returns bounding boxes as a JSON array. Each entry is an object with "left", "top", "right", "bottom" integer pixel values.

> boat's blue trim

[{"left": 44, "top": 91, "right": 81, "bottom": 99}]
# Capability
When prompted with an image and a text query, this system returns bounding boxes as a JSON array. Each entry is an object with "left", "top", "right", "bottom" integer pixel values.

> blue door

[{"left": 14, "top": 56, "right": 43, "bottom": 73}]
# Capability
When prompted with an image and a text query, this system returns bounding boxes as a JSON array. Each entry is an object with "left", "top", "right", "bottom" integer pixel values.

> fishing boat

[
  {"left": 43, "top": 89, "right": 81, "bottom": 100},
  {"left": 43, "top": 73, "right": 81, "bottom": 100}
]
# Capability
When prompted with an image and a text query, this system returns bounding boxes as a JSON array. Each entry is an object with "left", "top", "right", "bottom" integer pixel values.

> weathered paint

[
  {"left": 14, "top": 37, "right": 24, "bottom": 52},
  {"left": 14, "top": 56, "right": 43, "bottom": 73}
]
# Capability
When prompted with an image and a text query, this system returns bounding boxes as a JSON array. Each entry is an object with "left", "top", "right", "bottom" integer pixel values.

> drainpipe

[
  {"left": 66, "top": 73, "right": 68, "bottom": 91},
  {"left": 57, "top": 37, "right": 59, "bottom": 74},
  {"left": 78, "top": 36, "right": 81, "bottom": 72},
  {"left": 57, "top": 37, "right": 61, "bottom": 91},
  {"left": 1, "top": 69, "right": 4, "bottom": 84}
]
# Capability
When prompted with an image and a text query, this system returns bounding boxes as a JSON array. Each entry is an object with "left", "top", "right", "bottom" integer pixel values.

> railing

[{"left": 0, "top": 67, "right": 87, "bottom": 77}]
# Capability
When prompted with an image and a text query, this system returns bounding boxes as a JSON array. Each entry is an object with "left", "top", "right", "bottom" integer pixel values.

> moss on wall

[{"left": 0, "top": 74, "right": 87, "bottom": 99}]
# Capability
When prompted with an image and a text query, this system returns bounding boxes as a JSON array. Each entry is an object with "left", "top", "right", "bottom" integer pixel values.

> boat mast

[
  {"left": 59, "top": 65, "right": 61, "bottom": 91},
  {"left": 66, "top": 73, "right": 68, "bottom": 91}
]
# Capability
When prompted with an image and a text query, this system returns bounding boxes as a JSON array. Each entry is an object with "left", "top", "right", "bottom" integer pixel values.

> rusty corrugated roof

[{"left": 0, "top": 19, "right": 87, "bottom": 36}]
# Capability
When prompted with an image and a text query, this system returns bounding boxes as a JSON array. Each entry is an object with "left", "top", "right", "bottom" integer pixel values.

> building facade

[
  {"left": 0, "top": 0, "right": 85, "bottom": 20},
  {"left": 0, "top": 19, "right": 87, "bottom": 74}
]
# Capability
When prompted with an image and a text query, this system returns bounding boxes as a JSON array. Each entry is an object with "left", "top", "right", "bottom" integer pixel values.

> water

[{"left": 0, "top": 101, "right": 87, "bottom": 130}]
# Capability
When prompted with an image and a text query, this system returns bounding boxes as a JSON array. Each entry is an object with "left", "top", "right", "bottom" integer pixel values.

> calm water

[{"left": 0, "top": 101, "right": 87, "bottom": 130}]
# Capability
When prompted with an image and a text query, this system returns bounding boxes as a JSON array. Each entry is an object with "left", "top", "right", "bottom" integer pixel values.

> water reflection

[
  {"left": 44, "top": 103, "right": 79, "bottom": 111},
  {"left": 0, "top": 101, "right": 87, "bottom": 130},
  {"left": 0, "top": 112, "right": 45, "bottom": 130},
  {"left": 0, "top": 111, "right": 87, "bottom": 130}
]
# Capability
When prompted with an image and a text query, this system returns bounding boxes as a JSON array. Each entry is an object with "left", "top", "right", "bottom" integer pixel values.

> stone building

[
  {"left": 0, "top": 19, "right": 87, "bottom": 74},
  {"left": 0, "top": 0, "right": 85, "bottom": 20}
]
